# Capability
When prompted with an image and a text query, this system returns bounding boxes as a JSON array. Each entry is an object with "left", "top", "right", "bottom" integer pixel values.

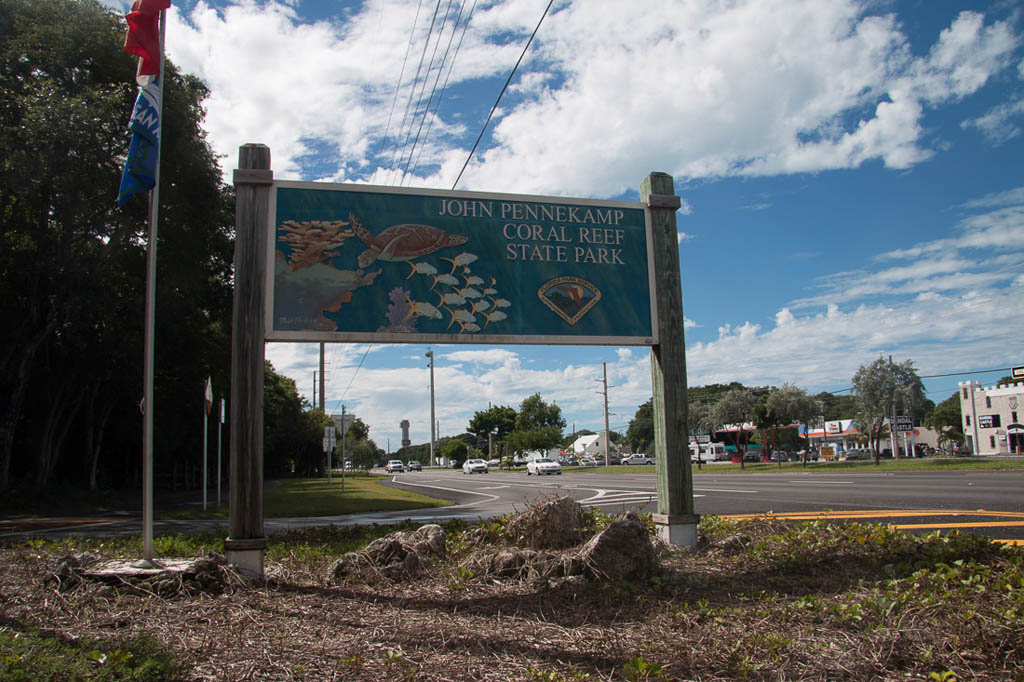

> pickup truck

[{"left": 621, "top": 454, "right": 654, "bottom": 465}]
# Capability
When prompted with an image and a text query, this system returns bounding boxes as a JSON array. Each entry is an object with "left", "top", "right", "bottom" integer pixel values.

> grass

[
  {"left": 162, "top": 474, "right": 450, "bottom": 520},
  {"left": 0, "top": 629, "right": 182, "bottom": 681}
]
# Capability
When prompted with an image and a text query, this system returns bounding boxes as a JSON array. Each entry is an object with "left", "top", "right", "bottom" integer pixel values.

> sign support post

[
  {"left": 226, "top": 144, "right": 272, "bottom": 577},
  {"left": 641, "top": 172, "right": 698, "bottom": 546}
]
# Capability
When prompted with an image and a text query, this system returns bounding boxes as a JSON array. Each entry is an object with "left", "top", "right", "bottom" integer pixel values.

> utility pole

[
  {"left": 426, "top": 349, "right": 435, "bottom": 467},
  {"left": 595, "top": 362, "right": 611, "bottom": 465},
  {"left": 320, "top": 342, "right": 327, "bottom": 480}
]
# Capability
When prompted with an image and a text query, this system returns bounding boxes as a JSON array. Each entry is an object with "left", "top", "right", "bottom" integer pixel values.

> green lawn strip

[
  {"left": 160, "top": 474, "right": 450, "bottom": 520},
  {"left": 0, "top": 628, "right": 183, "bottom": 682}
]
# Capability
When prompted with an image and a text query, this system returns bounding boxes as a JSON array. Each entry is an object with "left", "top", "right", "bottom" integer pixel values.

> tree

[
  {"left": 851, "top": 357, "right": 926, "bottom": 464},
  {"left": 0, "top": 0, "right": 233, "bottom": 491},
  {"left": 439, "top": 438, "right": 469, "bottom": 467},
  {"left": 766, "top": 384, "right": 822, "bottom": 466},
  {"left": 348, "top": 439, "right": 379, "bottom": 471},
  {"left": 467, "top": 404, "right": 516, "bottom": 456},
  {"left": 924, "top": 393, "right": 964, "bottom": 452},
  {"left": 626, "top": 399, "right": 654, "bottom": 454},
  {"left": 507, "top": 394, "right": 565, "bottom": 454},
  {"left": 264, "top": 362, "right": 327, "bottom": 477},
  {"left": 710, "top": 388, "right": 757, "bottom": 468}
]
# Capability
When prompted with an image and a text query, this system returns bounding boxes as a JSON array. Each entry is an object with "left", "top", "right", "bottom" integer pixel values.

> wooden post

[
  {"left": 226, "top": 144, "right": 272, "bottom": 576},
  {"left": 641, "top": 172, "right": 699, "bottom": 546}
]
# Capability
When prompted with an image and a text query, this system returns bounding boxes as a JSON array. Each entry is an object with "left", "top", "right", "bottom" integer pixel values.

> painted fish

[
  {"left": 406, "top": 261, "right": 438, "bottom": 279},
  {"left": 437, "top": 292, "right": 467, "bottom": 307},
  {"left": 459, "top": 287, "right": 482, "bottom": 299},
  {"left": 483, "top": 287, "right": 497, "bottom": 296},
  {"left": 459, "top": 322, "right": 481, "bottom": 333},
  {"left": 471, "top": 299, "right": 491, "bottom": 314},
  {"left": 484, "top": 310, "right": 507, "bottom": 327},
  {"left": 464, "top": 275, "right": 484, "bottom": 286},
  {"left": 406, "top": 301, "right": 442, "bottom": 320},
  {"left": 491, "top": 298, "right": 511, "bottom": 308},
  {"left": 441, "top": 252, "right": 478, "bottom": 273},
  {"left": 447, "top": 308, "right": 476, "bottom": 329},
  {"left": 432, "top": 273, "right": 459, "bottom": 288}
]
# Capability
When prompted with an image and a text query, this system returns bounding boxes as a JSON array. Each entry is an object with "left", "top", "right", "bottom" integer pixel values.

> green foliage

[
  {"left": 0, "top": 628, "right": 182, "bottom": 681},
  {"left": 626, "top": 399, "right": 654, "bottom": 453},
  {"left": 621, "top": 656, "right": 668, "bottom": 682},
  {"left": 438, "top": 438, "right": 469, "bottom": 466},
  {"left": 0, "top": 0, "right": 232, "bottom": 492},
  {"left": 506, "top": 393, "right": 565, "bottom": 454},
  {"left": 925, "top": 393, "right": 965, "bottom": 449}
]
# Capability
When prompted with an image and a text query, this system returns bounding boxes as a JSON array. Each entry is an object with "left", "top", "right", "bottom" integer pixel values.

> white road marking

[
  {"left": 785, "top": 480, "right": 853, "bottom": 484},
  {"left": 387, "top": 478, "right": 500, "bottom": 509}
]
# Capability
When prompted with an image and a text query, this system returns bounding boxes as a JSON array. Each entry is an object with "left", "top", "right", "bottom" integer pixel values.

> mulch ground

[{"left": 1, "top": 512, "right": 1022, "bottom": 681}]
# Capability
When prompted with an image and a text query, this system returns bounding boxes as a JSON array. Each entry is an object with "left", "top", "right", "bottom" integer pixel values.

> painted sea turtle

[{"left": 350, "top": 213, "right": 468, "bottom": 269}]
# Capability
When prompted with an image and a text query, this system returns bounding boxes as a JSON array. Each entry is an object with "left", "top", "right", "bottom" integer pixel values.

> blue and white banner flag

[{"left": 117, "top": 79, "right": 162, "bottom": 206}]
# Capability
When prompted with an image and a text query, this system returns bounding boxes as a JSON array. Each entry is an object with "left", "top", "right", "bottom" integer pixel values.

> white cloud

[
  {"left": 961, "top": 98, "right": 1024, "bottom": 145},
  {"left": 154, "top": 0, "right": 1021, "bottom": 194}
]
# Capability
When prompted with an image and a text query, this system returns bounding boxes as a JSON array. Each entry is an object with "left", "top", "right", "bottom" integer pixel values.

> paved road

[
  {"left": 3, "top": 468, "right": 1023, "bottom": 544},
  {"left": 380, "top": 467, "right": 1024, "bottom": 544}
]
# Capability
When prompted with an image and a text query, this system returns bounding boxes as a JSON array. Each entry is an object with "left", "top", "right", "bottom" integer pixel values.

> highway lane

[
  {"left": 3, "top": 468, "right": 1022, "bottom": 543},
  {"left": 381, "top": 468, "right": 1024, "bottom": 543}
]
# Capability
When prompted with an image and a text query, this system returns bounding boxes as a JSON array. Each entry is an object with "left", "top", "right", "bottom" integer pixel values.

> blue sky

[{"left": 108, "top": 0, "right": 1024, "bottom": 451}]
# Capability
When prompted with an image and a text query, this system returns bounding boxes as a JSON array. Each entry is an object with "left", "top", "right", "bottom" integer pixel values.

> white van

[{"left": 690, "top": 442, "right": 728, "bottom": 461}]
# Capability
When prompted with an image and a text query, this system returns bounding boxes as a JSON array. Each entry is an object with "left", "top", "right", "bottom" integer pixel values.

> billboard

[{"left": 266, "top": 182, "right": 657, "bottom": 345}]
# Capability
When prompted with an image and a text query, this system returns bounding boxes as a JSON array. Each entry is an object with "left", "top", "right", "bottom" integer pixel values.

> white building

[
  {"left": 959, "top": 380, "right": 1024, "bottom": 455},
  {"left": 570, "top": 433, "right": 619, "bottom": 458}
]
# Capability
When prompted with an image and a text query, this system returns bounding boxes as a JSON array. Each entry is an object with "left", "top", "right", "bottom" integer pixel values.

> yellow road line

[
  {"left": 721, "top": 509, "right": 1024, "bottom": 521},
  {"left": 890, "top": 521, "right": 1024, "bottom": 530}
]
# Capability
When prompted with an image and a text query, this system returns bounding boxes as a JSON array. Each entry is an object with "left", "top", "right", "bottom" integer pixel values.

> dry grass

[{"left": 1, "top": 506, "right": 1022, "bottom": 681}]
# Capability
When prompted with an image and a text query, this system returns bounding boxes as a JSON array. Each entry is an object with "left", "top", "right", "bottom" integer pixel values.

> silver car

[
  {"left": 462, "top": 458, "right": 489, "bottom": 474},
  {"left": 527, "top": 458, "right": 562, "bottom": 475}
]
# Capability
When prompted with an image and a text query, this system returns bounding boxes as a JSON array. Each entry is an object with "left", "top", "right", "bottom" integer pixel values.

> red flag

[{"left": 124, "top": 0, "right": 171, "bottom": 80}]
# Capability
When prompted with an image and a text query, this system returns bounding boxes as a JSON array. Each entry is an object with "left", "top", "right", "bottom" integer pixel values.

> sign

[
  {"left": 820, "top": 445, "right": 835, "bottom": 461},
  {"left": 695, "top": 434, "right": 711, "bottom": 443},
  {"left": 1012, "top": 365, "right": 1024, "bottom": 380},
  {"left": 323, "top": 425, "right": 336, "bottom": 452},
  {"left": 826, "top": 420, "right": 842, "bottom": 434},
  {"left": 893, "top": 415, "right": 913, "bottom": 432},
  {"left": 979, "top": 414, "right": 994, "bottom": 429},
  {"left": 266, "top": 182, "right": 656, "bottom": 345}
]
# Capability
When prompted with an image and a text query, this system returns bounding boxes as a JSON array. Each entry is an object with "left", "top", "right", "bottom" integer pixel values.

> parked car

[
  {"left": 462, "top": 458, "right": 489, "bottom": 474},
  {"left": 487, "top": 458, "right": 501, "bottom": 468},
  {"left": 512, "top": 453, "right": 530, "bottom": 466},
  {"left": 407, "top": 460, "right": 422, "bottom": 471},
  {"left": 621, "top": 454, "right": 654, "bottom": 465},
  {"left": 743, "top": 452, "right": 760, "bottom": 462},
  {"left": 526, "top": 458, "right": 562, "bottom": 475},
  {"left": 769, "top": 451, "right": 788, "bottom": 462},
  {"left": 578, "top": 457, "right": 598, "bottom": 467},
  {"left": 384, "top": 459, "right": 404, "bottom": 473}
]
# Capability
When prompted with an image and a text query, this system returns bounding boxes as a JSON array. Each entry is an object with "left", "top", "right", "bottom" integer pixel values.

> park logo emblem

[{"left": 538, "top": 276, "right": 602, "bottom": 326}]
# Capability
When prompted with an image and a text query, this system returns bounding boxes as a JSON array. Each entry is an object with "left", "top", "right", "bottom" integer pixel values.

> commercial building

[{"left": 959, "top": 380, "right": 1024, "bottom": 455}]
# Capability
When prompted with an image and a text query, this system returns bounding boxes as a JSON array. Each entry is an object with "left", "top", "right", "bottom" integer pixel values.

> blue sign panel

[{"left": 266, "top": 182, "right": 656, "bottom": 345}]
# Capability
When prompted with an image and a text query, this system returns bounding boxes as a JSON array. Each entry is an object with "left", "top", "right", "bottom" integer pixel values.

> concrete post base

[
  {"left": 652, "top": 513, "right": 700, "bottom": 548},
  {"left": 224, "top": 537, "right": 267, "bottom": 578}
]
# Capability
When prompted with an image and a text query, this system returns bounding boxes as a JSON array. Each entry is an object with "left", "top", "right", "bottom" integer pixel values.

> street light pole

[{"left": 426, "top": 350, "right": 435, "bottom": 467}]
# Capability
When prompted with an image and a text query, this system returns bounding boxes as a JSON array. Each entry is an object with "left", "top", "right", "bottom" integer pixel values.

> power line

[
  {"left": 409, "top": 0, "right": 479, "bottom": 180},
  {"left": 385, "top": 0, "right": 443, "bottom": 180},
  {"left": 399, "top": 0, "right": 461, "bottom": 185},
  {"left": 370, "top": 0, "right": 425, "bottom": 184},
  {"left": 451, "top": 0, "right": 555, "bottom": 190}
]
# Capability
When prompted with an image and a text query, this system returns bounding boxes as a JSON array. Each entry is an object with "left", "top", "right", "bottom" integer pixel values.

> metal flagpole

[
  {"left": 217, "top": 398, "right": 224, "bottom": 507},
  {"left": 202, "top": 378, "right": 210, "bottom": 510},
  {"left": 139, "top": 9, "right": 166, "bottom": 567}
]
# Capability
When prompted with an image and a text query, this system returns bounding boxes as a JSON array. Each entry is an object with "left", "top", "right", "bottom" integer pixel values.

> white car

[
  {"left": 621, "top": 454, "right": 655, "bottom": 465},
  {"left": 527, "top": 458, "right": 562, "bottom": 475},
  {"left": 384, "top": 459, "right": 404, "bottom": 473},
  {"left": 578, "top": 457, "right": 598, "bottom": 467},
  {"left": 462, "top": 458, "right": 489, "bottom": 474}
]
